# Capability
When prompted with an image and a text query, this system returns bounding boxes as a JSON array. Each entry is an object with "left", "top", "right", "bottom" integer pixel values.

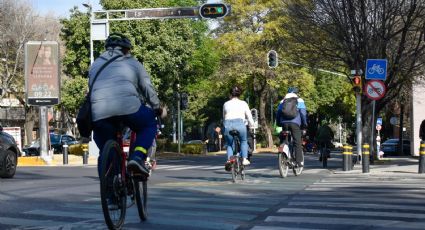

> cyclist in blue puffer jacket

[{"left": 276, "top": 87, "right": 308, "bottom": 167}]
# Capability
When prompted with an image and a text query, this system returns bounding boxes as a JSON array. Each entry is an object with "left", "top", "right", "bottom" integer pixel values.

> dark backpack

[{"left": 281, "top": 97, "right": 299, "bottom": 119}]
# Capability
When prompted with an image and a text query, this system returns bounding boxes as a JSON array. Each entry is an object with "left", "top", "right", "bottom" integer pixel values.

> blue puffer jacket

[{"left": 276, "top": 93, "right": 308, "bottom": 128}]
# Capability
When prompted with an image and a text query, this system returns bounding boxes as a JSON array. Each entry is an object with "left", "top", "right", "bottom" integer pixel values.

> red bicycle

[{"left": 99, "top": 124, "right": 148, "bottom": 229}]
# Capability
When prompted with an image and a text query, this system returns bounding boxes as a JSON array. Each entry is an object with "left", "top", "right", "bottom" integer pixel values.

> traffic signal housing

[
  {"left": 199, "top": 3, "right": 229, "bottom": 19},
  {"left": 267, "top": 50, "right": 278, "bottom": 68},
  {"left": 180, "top": 93, "right": 188, "bottom": 110},
  {"left": 352, "top": 75, "right": 362, "bottom": 93}
]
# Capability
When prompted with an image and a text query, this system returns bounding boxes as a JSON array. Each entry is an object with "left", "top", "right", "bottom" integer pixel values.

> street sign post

[
  {"left": 365, "top": 59, "right": 387, "bottom": 80},
  {"left": 364, "top": 80, "right": 386, "bottom": 100}
]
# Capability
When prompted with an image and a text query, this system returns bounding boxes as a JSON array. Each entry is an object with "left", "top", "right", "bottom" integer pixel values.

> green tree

[
  {"left": 60, "top": 0, "right": 220, "bottom": 138},
  {"left": 283, "top": 0, "right": 425, "bottom": 148}
]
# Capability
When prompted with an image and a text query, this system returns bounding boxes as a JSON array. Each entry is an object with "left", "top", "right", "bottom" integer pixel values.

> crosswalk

[
  {"left": 2, "top": 162, "right": 314, "bottom": 230},
  {"left": 252, "top": 173, "right": 425, "bottom": 230}
]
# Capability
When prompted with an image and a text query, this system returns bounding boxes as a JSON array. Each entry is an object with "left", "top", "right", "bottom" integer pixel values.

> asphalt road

[{"left": 1, "top": 152, "right": 425, "bottom": 230}]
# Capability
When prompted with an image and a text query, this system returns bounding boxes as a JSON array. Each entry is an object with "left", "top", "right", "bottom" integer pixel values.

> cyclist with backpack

[
  {"left": 316, "top": 120, "right": 334, "bottom": 161},
  {"left": 276, "top": 87, "right": 308, "bottom": 168},
  {"left": 223, "top": 86, "right": 255, "bottom": 169}
]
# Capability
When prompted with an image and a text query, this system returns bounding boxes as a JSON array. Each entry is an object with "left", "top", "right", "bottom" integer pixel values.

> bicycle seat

[{"left": 229, "top": 130, "right": 240, "bottom": 136}]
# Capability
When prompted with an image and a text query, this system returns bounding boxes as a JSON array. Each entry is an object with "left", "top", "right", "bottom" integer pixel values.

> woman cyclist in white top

[{"left": 223, "top": 86, "right": 255, "bottom": 167}]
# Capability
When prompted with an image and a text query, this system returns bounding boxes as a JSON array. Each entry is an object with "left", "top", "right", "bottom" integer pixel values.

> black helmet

[
  {"left": 230, "top": 86, "right": 242, "bottom": 97},
  {"left": 105, "top": 33, "right": 132, "bottom": 49}
]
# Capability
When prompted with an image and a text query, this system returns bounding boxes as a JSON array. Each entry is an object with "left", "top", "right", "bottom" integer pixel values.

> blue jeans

[
  {"left": 93, "top": 105, "right": 157, "bottom": 176},
  {"left": 223, "top": 119, "right": 248, "bottom": 159}
]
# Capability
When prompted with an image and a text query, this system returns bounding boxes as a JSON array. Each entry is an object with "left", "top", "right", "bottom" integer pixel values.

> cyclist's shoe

[
  {"left": 242, "top": 158, "right": 251, "bottom": 166},
  {"left": 128, "top": 155, "right": 150, "bottom": 177},
  {"left": 297, "top": 161, "right": 304, "bottom": 168},
  {"left": 224, "top": 160, "right": 232, "bottom": 171}
]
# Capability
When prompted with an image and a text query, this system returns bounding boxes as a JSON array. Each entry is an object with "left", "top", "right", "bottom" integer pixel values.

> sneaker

[
  {"left": 297, "top": 161, "right": 304, "bottom": 167},
  {"left": 224, "top": 161, "right": 232, "bottom": 171},
  {"left": 242, "top": 158, "right": 250, "bottom": 166},
  {"left": 128, "top": 155, "right": 150, "bottom": 176}
]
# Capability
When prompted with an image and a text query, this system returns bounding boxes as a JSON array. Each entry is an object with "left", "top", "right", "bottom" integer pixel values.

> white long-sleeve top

[{"left": 223, "top": 98, "right": 255, "bottom": 127}]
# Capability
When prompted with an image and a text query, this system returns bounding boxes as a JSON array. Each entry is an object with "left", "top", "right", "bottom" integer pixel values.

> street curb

[{"left": 18, "top": 155, "right": 97, "bottom": 167}]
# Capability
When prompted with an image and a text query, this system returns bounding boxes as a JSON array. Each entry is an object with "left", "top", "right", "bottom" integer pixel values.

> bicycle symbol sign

[
  {"left": 365, "top": 59, "right": 387, "bottom": 80},
  {"left": 365, "top": 80, "right": 386, "bottom": 100}
]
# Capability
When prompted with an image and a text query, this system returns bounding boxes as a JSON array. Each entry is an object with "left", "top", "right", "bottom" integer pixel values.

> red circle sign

[{"left": 365, "top": 80, "right": 386, "bottom": 100}]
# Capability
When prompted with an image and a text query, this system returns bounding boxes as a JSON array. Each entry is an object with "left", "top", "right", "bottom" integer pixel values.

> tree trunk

[
  {"left": 24, "top": 107, "right": 37, "bottom": 145},
  {"left": 258, "top": 88, "right": 273, "bottom": 148}
]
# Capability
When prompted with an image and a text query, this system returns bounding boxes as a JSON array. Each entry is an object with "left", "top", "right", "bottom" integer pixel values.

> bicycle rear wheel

[
  {"left": 133, "top": 177, "right": 148, "bottom": 221},
  {"left": 278, "top": 152, "right": 289, "bottom": 178},
  {"left": 100, "top": 140, "right": 127, "bottom": 230},
  {"left": 231, "top": 158, "right": 238, "bottom": 183}
]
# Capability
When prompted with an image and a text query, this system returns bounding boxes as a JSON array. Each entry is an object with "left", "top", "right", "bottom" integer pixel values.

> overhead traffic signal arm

[{"left": 199, "top": 3, "right": 230, "bottom": 19}]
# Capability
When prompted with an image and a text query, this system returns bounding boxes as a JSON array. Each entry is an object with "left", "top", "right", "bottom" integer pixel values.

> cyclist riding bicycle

[
  {"left": 276, "top": 87, "right": 308, "bottom": 168},
  {"left": 223, "top": 86, "right": 255, "bottom": 170},
  {"left": 316, "top": 121, "right": 334, "bottom": 160},
  {"left": 89, "top": 33, "right": 165, "bottom": 177}
]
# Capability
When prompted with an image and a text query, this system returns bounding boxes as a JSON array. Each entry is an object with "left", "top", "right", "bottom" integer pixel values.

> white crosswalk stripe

[{"left": 251, "top": 173, "right": 425, "bottom": 230}]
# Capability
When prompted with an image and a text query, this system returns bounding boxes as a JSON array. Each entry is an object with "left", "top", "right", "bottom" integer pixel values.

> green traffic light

[{"left": 217, "top": 7, "right": 223, "bottom": 14}]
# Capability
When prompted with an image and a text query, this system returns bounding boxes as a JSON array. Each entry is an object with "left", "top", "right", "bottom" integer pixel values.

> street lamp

[{"left": 82, "top": 1, "right": 94, "bottom": 64}]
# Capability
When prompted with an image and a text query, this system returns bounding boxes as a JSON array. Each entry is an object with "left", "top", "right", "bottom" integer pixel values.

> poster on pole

[{"left": 25, "top": 41, "right": 60, "bottom": 106}]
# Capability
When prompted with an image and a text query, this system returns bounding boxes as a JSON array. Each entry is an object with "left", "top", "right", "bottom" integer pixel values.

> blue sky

[{"left": 31, "top": 0, "right": 102, "bottom": 18}]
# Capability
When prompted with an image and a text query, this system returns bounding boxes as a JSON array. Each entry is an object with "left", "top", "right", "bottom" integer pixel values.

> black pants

[{"left": 280, "top": 123, "right": 303, "bottom": 164}]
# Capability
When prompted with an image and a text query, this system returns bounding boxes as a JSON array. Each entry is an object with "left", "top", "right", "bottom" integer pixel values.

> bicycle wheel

[
  {"left": 293, "top": 161, "right": 304, "bottom": 176},
  {"left": 240, "top": 158, "right": 245, "bottom": 181},
  {"left": 278, "top": 152, "right": 289, "bottom": 178},
  {"left": 100, "top": 140, "right": 127, "bottom": 230},
  {"left": 231, "top": 157, "right": 238, "bottom": 183},
  {"left": 133, "top": 177, "right": 148, "bottom": 221}
]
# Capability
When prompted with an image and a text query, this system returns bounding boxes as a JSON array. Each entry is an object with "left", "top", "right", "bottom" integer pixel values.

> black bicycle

[
  {"left": 278, "top": 130, "right": 303, "bottom": 178},
  {"left": 100, "top": 126, "right": 148, "bottom": 229},
  {"left": 229, "top": 130, "right": 245, "bottom": 183}
]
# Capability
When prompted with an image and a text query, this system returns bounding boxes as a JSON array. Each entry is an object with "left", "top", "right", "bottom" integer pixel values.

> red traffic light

[
  {"left": 199, "top": 3, "right": 229, "bottom": 18},
  {"left": 353, "top": 76, "right": 361, "bottom": 85},
  {"left": 352, "top": 76, "right": 362, "bottom": 93}
]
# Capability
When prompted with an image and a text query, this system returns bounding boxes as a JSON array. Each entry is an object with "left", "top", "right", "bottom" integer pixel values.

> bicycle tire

[
  {"left": 100, "top": 140, "right": 127, "bottom": 230},
  {"left": 240, "top": 159, "right": 245, "bottom": 181},
  {"left": 133, "top": 177, "right": 148, "bottom": 221},
  {"left": 293, "top": 163, "right": 303, "bottom": 176},
  {"left": 278, "top": 152, "right": 289, "bottom": 178},
  {"left": 231, "top": 158, "right": 238, "bottom": 183}
]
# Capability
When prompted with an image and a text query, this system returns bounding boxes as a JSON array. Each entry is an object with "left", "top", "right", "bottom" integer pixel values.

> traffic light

[
  {"left": 267, "top": 50, "right": 278, "bottom": 68},
  {"left": 180, "top": 93, "right": 188, "bottom": 110},
  {"left": 352, "top": 75, "right": 362, "bottom": 93},
  {"left": 199, "top": 3, "right": 229, "bottom": 19}
]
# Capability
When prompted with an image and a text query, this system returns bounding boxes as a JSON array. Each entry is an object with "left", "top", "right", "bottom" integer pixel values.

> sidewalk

[{"left": 334, "top": 156, "right": 423, "bottom": 175}]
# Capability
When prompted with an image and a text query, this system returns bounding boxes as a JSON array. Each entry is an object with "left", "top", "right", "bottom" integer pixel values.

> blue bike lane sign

[{"left": 365, "top": 59, "right": 387, "bottom": 80}]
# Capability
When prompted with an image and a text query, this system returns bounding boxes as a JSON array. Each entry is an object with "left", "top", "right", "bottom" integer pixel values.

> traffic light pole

[{"left": 356, "top": 93, "right": 362, "bottom": 162}]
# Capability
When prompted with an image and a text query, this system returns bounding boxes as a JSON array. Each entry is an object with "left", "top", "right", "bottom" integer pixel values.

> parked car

[
  {"left": 185, "top": 140, "right": 204, "bottom": 144},
  {"left": 22, "top": 133, "right": 78, "bottom": 156},
  {"left": 380, "top": 138, "right": 411, "bottom": 156},
  {"left": 0, "top": 125, "right": 20, "bottom": 178}
]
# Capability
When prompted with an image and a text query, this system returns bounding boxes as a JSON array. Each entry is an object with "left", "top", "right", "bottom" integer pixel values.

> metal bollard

[
  {"left": 63, "top": 144, "right": 68, "bottom": 165},
  {"left": 342, "top": 145, "right": 352, "bottom": 171},
  {"left": 82, "top": 143, "right": 89, "bottom": 165},
  {"left": 419, "top": 141, "right": 425, "bottom": 173},
  {"left": 362, "top": 144, "right": 370, "bottom": 173}
]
